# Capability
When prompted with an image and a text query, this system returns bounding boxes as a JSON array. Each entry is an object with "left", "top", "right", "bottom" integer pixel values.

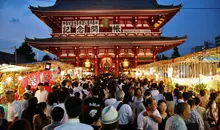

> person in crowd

[
  {"left": 185, "top": 99, "right": 205, "bottom": 130},
  {"left": 21, "top": 97, "right": 38, "bottom": 129},
  {"left": 194, "top": 97, "right": 206, "bottom": 120},
  {"left": 56, "top": 91, "right": 69, "bottom": 124},
  {"left": 150, "top": 83, "right": 159, "bottom": 99},
  {"left": 43, "top": 107, "right": 64, "bottom": 130},
  {"left": 33, "top": 102, "right": 50, "bottom": 130},
  {"left": 73, "top": 81, "right": 83, "bottom": 99},
  {"left": 24, "top": 85, "right": 33, "bottom": 97},
  {"left": 125, "top": 87, "right": 135, "bottom": 105},
  {"left": 35, "top": 83, "right": 48, "bottom": 103},
  {"left": 178, "top": 85, "right": 185, "bottom": 94},
  {"left": 132, "top": 88, "right": 145, "bottom": 126},
  {"left": 165, "top": 102, "right": 191, "bottom": 130},
  {"left": 165, "top": 92, "right": 175, "bottom": 116},
  {"left": 199, "top": 89, "right": 209, "bottom": 108},
  {"left": 65, "top": 80, "right": 73, "bottom": 89},
  {"left": 158, "top": 100, "right": 169, "bottom": 130},
  {"left": 74, "top": 92, "right": 81, "bottom": 98},
  {"left": 105, "top": 91, "right": 116, "bottom": 106},
  {"left": 44, "top": 82, "right": 52, "bottom": 93},
  {"left": 183, "top": 92, "right": 191, "bottom": 103},
  {"left": 173, "top": 88, "right": 180, "bottom": 103},
  {"left": 0, "top": 106, "right": 8, "bottom": 130},
  {"left": 143, "top": 90, "right": 152, "bottom": 103},
  {"left": 90, "top": 109, "right": 101, "bottom": 130},
  {"left": 6, "top": 91, "right": 22, "bottom": 125},
  {"left": 8, "top": 119, "right": 32, "bottom": 130},
  {"left": 82, "top": 83, "right": 90, "bottom": 99},
  {"left": 155, "top": 87, "right": 165, "bottom": 102},
  {"left": 211, "top": 119, "right": 220, "bottom": 130},
  {"left": 55, "top": 97, "right": 93, "bottom": 130},
  {"left": 19, "top": 93, "right": 30, "bottom": 111},
  {"left": 137, "top": 98, "right": 162, "bottom": 130},
  {"left": 84, "top": 86, "right": 104, "bottom": 124},
  {"left": 45, "top": 92, "right": 58, "bottom": 118},
  {"left": 112, "top": 90, "right": 133, "bottom": 130},
  {"left": 99, "top": 106, "right": 120, "bottom": 130},
  {"left": 175, "top": 91, "right": 184, "bottom": 107},
  {"left": 206, "top": 100, "right": 219, "bottom": 128}
]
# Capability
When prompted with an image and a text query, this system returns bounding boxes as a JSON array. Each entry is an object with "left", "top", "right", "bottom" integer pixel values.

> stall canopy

[{"left": 0, "top": 64, "right": 32, "bottom": 72}]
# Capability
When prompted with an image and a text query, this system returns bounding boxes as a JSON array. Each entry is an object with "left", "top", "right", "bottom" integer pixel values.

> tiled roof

[{"left": 29, "top": 0, "right": 181, "bottom": 11}]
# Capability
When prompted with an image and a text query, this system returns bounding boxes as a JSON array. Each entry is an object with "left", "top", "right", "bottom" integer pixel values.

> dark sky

[{"left": 0, "top": 0, "right": 220, "bottom": 60}]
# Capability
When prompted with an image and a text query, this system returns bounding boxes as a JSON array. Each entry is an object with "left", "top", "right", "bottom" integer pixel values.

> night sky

[{"left": 0, "top": 0, "right": 220, "bottom": 60}]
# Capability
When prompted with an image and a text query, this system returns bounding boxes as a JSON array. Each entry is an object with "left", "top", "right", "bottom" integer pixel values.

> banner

[{"left": 22, "top": 71, "right": 59, "bottom": 88}]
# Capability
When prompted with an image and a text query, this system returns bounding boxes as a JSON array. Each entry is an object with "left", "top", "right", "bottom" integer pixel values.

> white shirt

[
  {"left": 137, "top": 110, "right": 161, "bottom": 130},
  {"left": 35, "top": 90, "right": 48, "bottom": 103},
  {"left": 7, "top": 100, "right": 22, "bottom": 122},
  {"left": 54, "top": 119, "right": 93, "bottom": 130},
  {"left": 46, "top": 103, "right": 57, "bottom": 118},
  {"left": 151, "top": 90, "right": 159, "bottom": 97},
  {"left": 105, "top": 98, "right": 117, "bottom": 106},
  {"left": 73, "top": 87, "right": 83, "bottom": 99},
  {"left": 112, "top": 101, "right": 133, "bottom": 125},
  {"left": 56, "top": 103, "right": 68, "bottom": 124},
  {"left": 19, "top": 99, "right": 28, "bottom": 111}
]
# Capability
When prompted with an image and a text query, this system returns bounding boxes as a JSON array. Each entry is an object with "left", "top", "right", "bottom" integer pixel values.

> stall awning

[{"left": 0, "top": 64, "right": 32, "bottom": 72}]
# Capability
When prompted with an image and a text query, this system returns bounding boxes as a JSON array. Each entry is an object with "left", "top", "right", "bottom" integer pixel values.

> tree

[
  {"left": 171, "top": 47, "right": 181, "bottom": 59},
  {"left": 16, "top": 42, "right": 36, "bottom": 62},
  {"left": 42, "top": 54, "right": 52, "bottom": 61},
  {"left": 156, "top": 54, "right": 169, "bottom": 61}
]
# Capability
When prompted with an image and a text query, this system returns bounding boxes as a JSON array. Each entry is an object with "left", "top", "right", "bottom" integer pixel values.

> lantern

[{"left": 85, "top": 59, "right": 91, "bottom": 68}]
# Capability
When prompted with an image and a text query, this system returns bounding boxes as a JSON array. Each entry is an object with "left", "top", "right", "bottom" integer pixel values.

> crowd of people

[{"left": 0, "top": 75, "right": 219, "bottom": 130}]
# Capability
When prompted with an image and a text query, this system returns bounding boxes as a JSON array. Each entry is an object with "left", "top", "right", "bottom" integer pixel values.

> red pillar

[
  {"left": 94, "top": 55, "right": 99, "bottom": 76},
  {"left": 93, "top": 47, "right": 99, "bottom": 76},
  {"left": 114, "top": 46, "right": 120, "bottom": 77},
  {"left": 76, "top": 55, "right": 80, "bottom": 67},
  {"left": 74, "top": 47, "right": 80, "bottom": 67},
  {"left": 134, "top": 55, "right": 138, "bottom": 68},
  {"left": 133, "top": 46, "right": 139, "bottom": 68},
  {"left": 115, "top": 54, "right": 119, "bottom": 77},
  {"left": 153, "top": 49, "right": 157, "bottom": 62}
]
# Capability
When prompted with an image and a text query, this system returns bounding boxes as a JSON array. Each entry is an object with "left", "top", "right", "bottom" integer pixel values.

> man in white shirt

[
  {"left": 137, "top": 98, "right": 162, "bottom": 130},
  {"left": 35, "top": 83, "right": 48, "bottom": 103},
  {"left": 54, "top": 97, "right": 93, "bottom": 130},
  {"left": 112, "top": 90, "right": 133, "bottom": 130},
  {"left": 56, "top": 91, "right": 69, "bottom": 124},
  {"left": 6, "top": 91, "right": 22, "bottom": 124},
  {"left": 165, "top": 103, "right": 191, "bottom": 130}
]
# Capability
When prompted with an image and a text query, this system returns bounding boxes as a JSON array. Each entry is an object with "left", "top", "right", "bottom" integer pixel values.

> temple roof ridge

[{"left": 29, "top": 0, "right": 182, "bottom": 11}]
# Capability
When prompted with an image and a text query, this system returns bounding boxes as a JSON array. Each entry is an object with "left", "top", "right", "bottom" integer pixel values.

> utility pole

[{"left": 14, "top": 46, "right": 17, "bottom": 64}]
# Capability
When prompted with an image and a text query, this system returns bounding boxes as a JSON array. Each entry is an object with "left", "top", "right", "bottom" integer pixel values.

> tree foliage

[
  {"left": 171, "top": 47, "right": 181, "bottom": 59},
  {"left": 42, "top": 54, "right": 52, "bottom": 61},
  {"left": 156, "top": 54, "right": 169, "bottom": 61},
  {"left": 16, "top": 42, "right": 36, "bottom": 62}
]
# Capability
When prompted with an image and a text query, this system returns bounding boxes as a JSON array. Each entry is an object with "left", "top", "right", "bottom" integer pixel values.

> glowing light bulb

[
  {"left": 61, "top": 71, "right": 65, "bottom": 76},
  {"left": 6, "top": 77, "right": 12, "bottom": 83},
  {"left": 18, "top": 76, "right": 23, "bottom": 81}
]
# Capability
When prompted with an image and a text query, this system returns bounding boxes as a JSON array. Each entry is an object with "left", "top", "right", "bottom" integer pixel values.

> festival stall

[
  {"left": 0, "top": 60, "right": 74, "bottom": 94},
  {"left": 136, "top": 47, "right": 220, "bottom": 90}
]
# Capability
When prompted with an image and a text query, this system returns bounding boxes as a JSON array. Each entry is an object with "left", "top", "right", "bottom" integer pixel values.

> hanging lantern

[
  {"left": 101, "top": 57, "right": 112, "bottom": 73},
  {"left": 85, "top": 59, "right": 91, "bottom": 68},
  {"left": 122, "top": 59, "right": 129, "bottom": 68}
]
